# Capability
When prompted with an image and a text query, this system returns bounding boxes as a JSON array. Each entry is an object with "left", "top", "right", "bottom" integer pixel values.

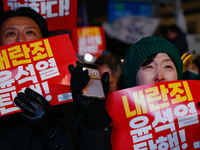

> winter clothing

[
  {"left": 0, "top": 102, "right": 112, "bottom": 150},
  {"left": 122, "top": 36, "right": 183, "bottom": 88}
]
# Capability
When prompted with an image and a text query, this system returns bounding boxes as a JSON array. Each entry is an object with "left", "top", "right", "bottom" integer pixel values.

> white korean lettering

[
  {"left": 59, "top": 0, "right": 70, "bottom": 16},
  {"left": 131, "top": 125, "right": 152, "bottom": 143},
  {"left": 178, "top": 113, "right": 199, "bottom": 128},
  {"left": 133, "top": 142, "right": 147, "bottom": 150},
  {"left": 0, "top": 71, "right": 12, "bottom": 83},
  {"left": 41, "top": 1, "right": 58, "bottom": 18},
  {"left": 155, "top": 122, "right": 175, "bottom": 132},
  {"left": 129, "top": 116, "right": 149, "bottom": 129}
]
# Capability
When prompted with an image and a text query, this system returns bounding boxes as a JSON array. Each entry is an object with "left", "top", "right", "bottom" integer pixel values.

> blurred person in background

[
  {"left": 95, "top": 54, "right": 123, "bottom": 92},
  {"left": 182, "top": 59, "right": 200, "bottom": 80},
  {"left": 162, "top": 25, "right": 188, "bottom": 56}
]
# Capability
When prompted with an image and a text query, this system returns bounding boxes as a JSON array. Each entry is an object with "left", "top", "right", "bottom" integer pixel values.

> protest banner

[
  {"left": 71, "top": 26, "right": 106, "bottom": 58},
  {"left": 0, "top": 34, "right": 77, "bottom": 117},
  {"left": 3, "top": 0, "right": 77, "bottom": 31},
  {"left": 102, "top": 16, "right": 160, "bottom": 45},
  {"left": 106, "top": 80, "right": 200, "bottom": 150}
]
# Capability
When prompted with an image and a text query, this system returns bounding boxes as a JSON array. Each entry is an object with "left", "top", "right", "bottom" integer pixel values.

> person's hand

[
  {"left": 14, "top": 88, "right": 60, "bottom": 139},
  {"left": 68, "top": 63, "right": 112, "bottom": 130}
]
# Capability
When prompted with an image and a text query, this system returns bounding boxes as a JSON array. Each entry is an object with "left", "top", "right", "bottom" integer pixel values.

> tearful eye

[
  {"left": 165, "top": 65, "right": 173, "bottom": 69},
  {"left": 6, "top": 32, "right": 15, "bottom": 37},
  {"left": 9, "top": 32, "right": 14, "bottom": 36},
  {"left": 141, "top": 65, "right": 154, "bottom": 70},
  {"left": 26, "top": 31, "right": 34, "bottom": 35},
  {"left": 145, "top": 65, "right": 153, "bottom": 69}
]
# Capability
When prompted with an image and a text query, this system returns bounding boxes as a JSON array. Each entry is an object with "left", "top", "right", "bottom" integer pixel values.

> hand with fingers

[
  {"left": 68, "top": 63, "right": 112, "bottom": 130},
  {"left": 14, "top": 88, "right": 60, "bottom": 139}
]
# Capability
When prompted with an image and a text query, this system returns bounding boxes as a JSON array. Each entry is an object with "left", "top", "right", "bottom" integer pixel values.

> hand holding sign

[{"left": 14, "top": 88, "right": 60, "bottom": 139}]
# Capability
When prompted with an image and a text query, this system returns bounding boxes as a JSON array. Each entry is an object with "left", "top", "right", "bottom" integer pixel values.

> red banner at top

[
  {"left": 106, "top": 80, "right": 200, "bottom": 150},
  {"left": 3, "top": 0, "right": 77, "bottom": 31},
  {"left": 0, "top": 34, "right": 77, "bottom": 117}
]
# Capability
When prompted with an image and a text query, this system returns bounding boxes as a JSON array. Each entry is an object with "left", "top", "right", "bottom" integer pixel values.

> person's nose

[
  {"left": 154, "top": 68, "right": 165, "bottom": 83},
  {"left": 16, "top": 33, "right": 26, "bottom": 43}
]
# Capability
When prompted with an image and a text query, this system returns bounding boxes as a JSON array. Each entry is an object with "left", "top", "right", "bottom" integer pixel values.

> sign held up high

[{"left": 3, "top": 0, "right": 77, "bottom": 31}]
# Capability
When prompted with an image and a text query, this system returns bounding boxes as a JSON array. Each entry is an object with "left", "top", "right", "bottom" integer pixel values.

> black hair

[
  {"left": 0, "top": 7, "right": 49, "bottom": 38},
  {"left": 95, "top": 54, "right": 122, "bottom": 79},
  {"left": 141, "top": 53, "right": 177, "bottom": 69},
  {"left": 167, "top": 25, "right": 181, "bottom": 34}
]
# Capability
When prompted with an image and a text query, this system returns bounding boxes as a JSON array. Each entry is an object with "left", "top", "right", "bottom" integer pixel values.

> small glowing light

[{"left": 84, "top": 53, "right": 93, "bottom": 62}]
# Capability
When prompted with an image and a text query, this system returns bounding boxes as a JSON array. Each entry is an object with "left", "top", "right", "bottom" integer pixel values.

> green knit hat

[{"left": 123, "top": 36, "right": 183, "bottom": 88}]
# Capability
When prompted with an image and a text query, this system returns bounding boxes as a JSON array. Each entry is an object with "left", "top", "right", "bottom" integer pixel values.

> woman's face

[{"left": 136, "top": 53, "right": 178, "bottom": 86}]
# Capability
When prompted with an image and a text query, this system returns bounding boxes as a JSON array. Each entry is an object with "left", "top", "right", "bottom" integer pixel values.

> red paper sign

[
  {"left": 3, "top": 0, "right": 77, "bottom": 31},
  {"left": 106, "top": 80, "right": 200, "bottom": 150},
  {"left": 0, "top": 34, "right": 77, "bottom": 117},
  {"left": 71, "top": 26, "right": 106, "bottom": 57}
]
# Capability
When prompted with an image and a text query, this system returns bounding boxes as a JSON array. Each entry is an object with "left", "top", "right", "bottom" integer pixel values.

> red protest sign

[
  {"left": 71, "top": 26, "right": 106, "bottom": 57},
  {"left": 0, "top": 34, "right": 77, "bottom": 117},
  {"left": 106, "top": 80, "right": 200, "bottom": 150},
  {"left": 3, "top": 0, "right": 77, "bottom": 31}
]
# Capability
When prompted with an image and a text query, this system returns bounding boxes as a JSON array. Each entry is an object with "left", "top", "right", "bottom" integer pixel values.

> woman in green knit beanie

[{"left": 122, "top": 36, "right": 183, "bottom": 88}]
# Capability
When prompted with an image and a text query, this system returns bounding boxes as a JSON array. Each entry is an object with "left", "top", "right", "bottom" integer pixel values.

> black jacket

[
  {"left": 169, "top": 33, "right": 188, "bottom": 56},
  {"left": 0, "top": 102, "right": 112, "bottom": 150}
]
